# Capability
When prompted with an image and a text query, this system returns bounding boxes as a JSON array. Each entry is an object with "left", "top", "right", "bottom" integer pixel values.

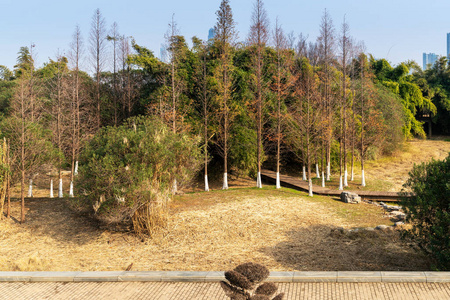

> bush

[
  {"left": 401, "top": 153, "right": 450, "bottom": 270},
  {"left": 75, "top": 116, "right": 201, "bottom": 236}
]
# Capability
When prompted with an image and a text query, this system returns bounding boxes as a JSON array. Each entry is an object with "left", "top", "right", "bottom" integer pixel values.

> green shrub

[
  {"left": 401, "top": 153, "right": 450, "bottom": 270},
  {"left": 75, "top": 116, "right": 201, "bottom": 236}
]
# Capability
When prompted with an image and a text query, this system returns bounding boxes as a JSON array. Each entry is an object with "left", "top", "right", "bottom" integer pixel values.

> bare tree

[
  {"left": 107, "top": 22, "right": 120, "bottom": 126},
  {"left": 68, "top": 25, "right": 83, "bottom": 195},
  {"left": 338, "top": 16, "right": 352, "bottom": 190},
  {"left": 317, "top": 9, "right": 336, "bottom": 183},
  {"left": 119, "top": 35, "right": 138, "bottom": 119},
  {"left": 0, "top": 139, "right": 8, "bottom": 220},
  {"left": 272, "top": 19, "right": 291, "bottom": 188},
  {"left": 248, "top": 0, "right": 270, "bottom": 188},
  {"left": 89, "top": 8, "right": 107, "bottom": 130},
  {"left": 194, "top": 40, "right": 213, "bottom": 191},
  {"left": 5, "top": 46, "right": 51, "bottom": 222},
  {"left": 214, "top": 0, "right": 237, "bottom": 190},
  {"left": 46, "top": 54, "right": 71, "bottom": 198}
]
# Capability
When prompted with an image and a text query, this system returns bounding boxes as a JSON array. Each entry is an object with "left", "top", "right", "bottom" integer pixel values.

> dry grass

[
  {"left": 0, "top": 188, "right": 429, "bottom": 272},
  {"left": 306, "top": 138, "right": 450, "bottom": 192},
  {"left": 363, "top": 138, "right": 450, "bottom": 191}
]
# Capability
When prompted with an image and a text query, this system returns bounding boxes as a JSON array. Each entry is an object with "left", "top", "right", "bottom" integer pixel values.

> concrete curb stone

[{"left": 0, "top": 271, "right": 449, "bottom": 283}]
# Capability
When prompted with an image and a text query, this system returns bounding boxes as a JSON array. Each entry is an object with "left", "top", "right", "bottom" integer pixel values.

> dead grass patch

[{"left": 0, "top": 188, "right": 429, "bottom": 272}]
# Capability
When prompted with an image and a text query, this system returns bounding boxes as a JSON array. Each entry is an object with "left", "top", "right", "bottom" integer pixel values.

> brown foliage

[
  {"left": 225, "top": 270, "right": 254, "bottom": 290},
  {"left": 254, "top": 282, "right": 277, "bottom": 297},
  {"left": 234, "top": 262, "right": 269, "bottom": 283}
]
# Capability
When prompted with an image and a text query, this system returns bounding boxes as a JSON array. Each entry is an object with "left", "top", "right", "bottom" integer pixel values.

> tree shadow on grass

[
  {"left": 21, "top": 198, "right": 105, "bottom": 246},
  {"left": 260, "top": 224, "right": 431, "bottom": 271}
]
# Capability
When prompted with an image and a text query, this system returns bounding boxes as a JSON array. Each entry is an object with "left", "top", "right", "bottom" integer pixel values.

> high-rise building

[
  {"left": 447, "top": 33, "right": 450, "bottom": 58},
  {"left": 160, "top": 44, "right": 167, "bottom": 63},
  {"left": 208, "top": 28, "right": 216, "bottom": 41},
  {"left": 423, "top": 53, "right": 438, "bottom": 70}
]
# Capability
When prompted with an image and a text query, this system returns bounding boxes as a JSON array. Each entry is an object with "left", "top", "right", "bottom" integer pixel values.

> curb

[{"left": 0, "top": 271, "right": 449, "bottom": 283}]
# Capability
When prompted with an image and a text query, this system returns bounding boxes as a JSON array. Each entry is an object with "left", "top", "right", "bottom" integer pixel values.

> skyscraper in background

[
  {"left": 208, "top": 28, "right": 216, "bottom": 41},
  {"left": 423, "top": 53, "right": 438, "bottom": 70},
  {"left": 447, "top": 33, "right": 450, "bottom": 58},
  {"left": 160, "top": 44, "right": 167, "bottom": 63}
]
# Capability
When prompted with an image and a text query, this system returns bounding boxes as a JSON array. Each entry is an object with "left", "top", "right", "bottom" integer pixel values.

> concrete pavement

[{"left": 1, "top": 271, "right": 450, "bottom": 299}]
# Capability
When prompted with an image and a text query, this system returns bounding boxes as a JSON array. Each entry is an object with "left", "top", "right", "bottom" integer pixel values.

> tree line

[{"left": 0, "top": 0, "right": 446, "bottom": 223}]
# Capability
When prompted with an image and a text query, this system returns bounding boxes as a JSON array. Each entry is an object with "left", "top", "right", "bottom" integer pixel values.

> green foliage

[
  {"left": 229, "top": 124, "right": 262, "bottom": 177},
  {"left": 401, "top": 154, "right": 450, "bottom": 270},
  {"left": 75, "top": 116, "right": 202, "bottom": 235},
  {"left": 372, "top": 58, "right": 434, "bottom": 139}
]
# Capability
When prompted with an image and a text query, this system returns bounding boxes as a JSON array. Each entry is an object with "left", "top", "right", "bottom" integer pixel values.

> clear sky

[{"left": 1, "top": 0, "right": 450, "bottom": 71}]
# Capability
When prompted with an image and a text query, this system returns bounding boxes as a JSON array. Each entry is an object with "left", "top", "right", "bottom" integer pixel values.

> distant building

[
  {"left": 447, "top": 33, "right": 450, "bottom": 58},
  {"left": 423, "top": 52, "right": 438, "bottom": 70},
  {"left": 160, "top": 44, "right": 167, "bottom": 63},
  {"left": 208, "top": 28, "right": 216, "bottom": 41}
]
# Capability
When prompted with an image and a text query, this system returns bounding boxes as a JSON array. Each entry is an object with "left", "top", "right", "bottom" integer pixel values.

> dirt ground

[{"left": 1, "top": 138, "right": 447, "bottom": 272}]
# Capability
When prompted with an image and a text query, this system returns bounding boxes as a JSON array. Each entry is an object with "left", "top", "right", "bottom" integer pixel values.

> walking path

[
  {"left": 1, "top": 271, "right": 449, "bottom": 299},
  {"left": 261, "top": 169, "right": 405, "bottom": 201}
]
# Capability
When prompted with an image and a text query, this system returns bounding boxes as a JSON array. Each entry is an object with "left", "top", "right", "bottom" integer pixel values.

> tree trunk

[
  {"left": 6, "top": 141, "right": 10, "bottom": 219},
  {"left": 50, "top": 180, "right": 54, "bottom": 198}
]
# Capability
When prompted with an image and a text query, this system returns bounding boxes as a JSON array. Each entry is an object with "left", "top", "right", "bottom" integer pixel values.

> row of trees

[{"left": 0, "top": 1, "right": 438, "bottom": 223}]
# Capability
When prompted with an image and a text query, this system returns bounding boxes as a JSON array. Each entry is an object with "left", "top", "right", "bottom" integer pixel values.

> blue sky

[{"left": 1, "top": 0, "right": 450, "bottom": 71}]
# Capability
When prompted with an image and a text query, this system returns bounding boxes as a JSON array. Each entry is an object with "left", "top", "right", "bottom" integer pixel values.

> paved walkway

[
  {"left": 1, "top": 282, "right": 450, "bottom": 299},
  {"left": 1, "top": 271, "right": 450, "bottom": 299}
]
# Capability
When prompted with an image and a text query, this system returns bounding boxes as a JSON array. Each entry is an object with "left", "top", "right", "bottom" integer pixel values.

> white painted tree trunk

[
  {"left": 69, "top": 181, "right": 74, "bottom": 198},
  {"left": 204, "top": 175, "right": 209, "bottom": 192},
  {"left": 361, "top": 169, "right": 366, "bottom": 187},
  {"left": 222, "top": 173, "right": 228, "bottom": 190},
  {"left": 344, "top": 170, "right": 348, "bottom": 187},
  {"left": 316, "top": 164, "right": 320, "bottom": 178},
  {"left": 308, "top": 178, "right": 313, "bottom": 197},
  {"left": 302, "top": 166, "right": 307, "bottom": 181},
  {"left": 58, "top": 178, "right": 63, "bottom": 198},
  {"left": 172, "top": 179, "right": 177, "bottom": 194},
  {"left": 50, "top": 180, "right": 54, "bottom": 198},
  {"left": 321, "top": 171, "right": 325, "bottom": 187},
  {"left": 28, "top": 179, "right": 33, "bottom": 197},
  {"left": 338, "top": 175, "right": 343, "bottom": 190},
  {"left": 74, "top": 161, "right": 79, "bottom": 175},
  {"left": 276, "top": 172, "right": 281, "bottom": 189},
  {"left": 326, "top": 162, "right": 331, "bottom": 181},
  {"left": 351, "top": 169, "right": 354, "bottom": 181},
  {"left": 256, "top": 172, "right": 262, "bottom": 188}
]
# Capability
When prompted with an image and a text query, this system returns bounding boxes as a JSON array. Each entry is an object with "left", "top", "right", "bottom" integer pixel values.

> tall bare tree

[
  {"left": 89, "top": 8, "right": 107, "bottom": 130},
  {"left": 68, "top": 25, "right": 83, "bottom": 195},
  {"left": 248, "top": 0, "right": 270, "bottom": 188},
  {"left": 46, "top": 54, "right": 71, "bottom": 198},
  {"left": 317, "top": 9, "right": 335, "bottom": 183},
  {"left": 5, "top": 46, "right": 50, "bottom": 222},
  {"left": 338, "top": 16, "right": 352, "bottom": 190},
  {"left": 214, "top": 0, "right": 237, "bottom": 190},
  {"left": 107, "top": 22, "right": 120, "bottom": 126},
  {"left": 272, "top": 19, "right": 291, "bottom": 188},
  {"left": 119, "top": 35, "right": 137, "bottom": 119}
]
